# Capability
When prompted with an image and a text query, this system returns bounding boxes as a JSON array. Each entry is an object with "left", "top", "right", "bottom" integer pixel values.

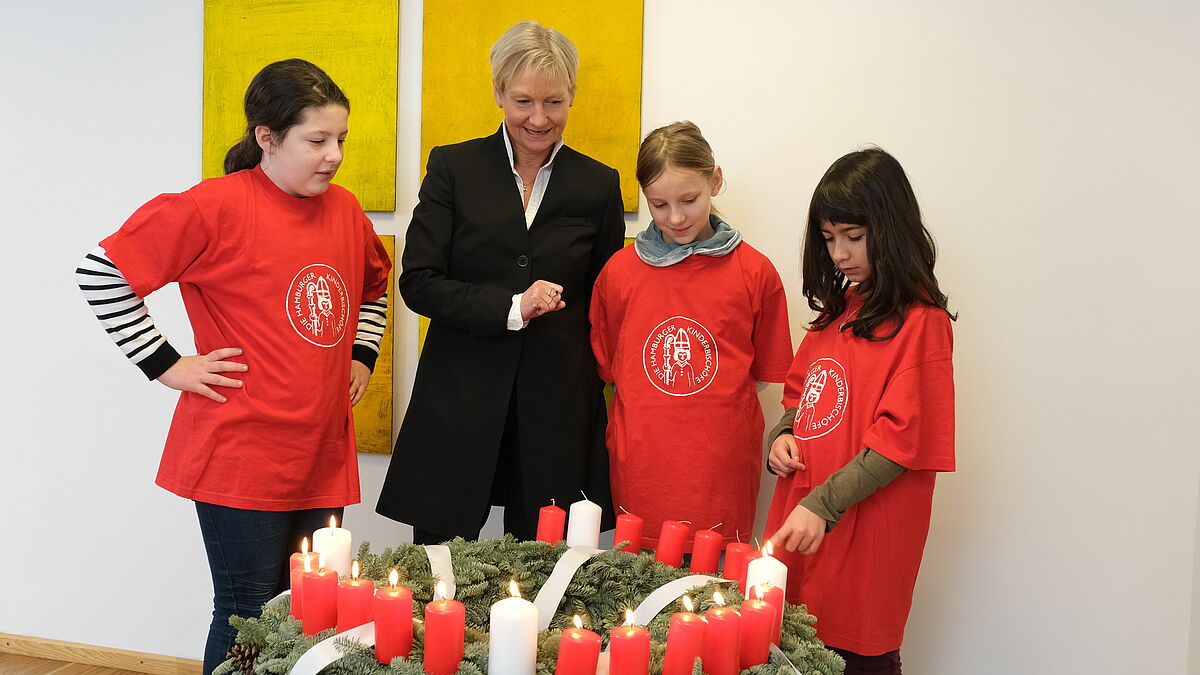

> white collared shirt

[
  {"left": 501, "top": 121, "right": 565, "bottom": 228},
  {"left": 502, "top": 122, "right": 566, "bottom": 329}
]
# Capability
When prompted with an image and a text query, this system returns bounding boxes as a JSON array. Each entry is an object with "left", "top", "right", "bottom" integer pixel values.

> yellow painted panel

[
  {"left": 203, "top": 0, "right": 398, "bottom": 211},
  {"left": 422, "top": 2, "right": 643, "bottom": 212},
  {"left": 354, "top": 235, "right": 396, "bottom": 454}
]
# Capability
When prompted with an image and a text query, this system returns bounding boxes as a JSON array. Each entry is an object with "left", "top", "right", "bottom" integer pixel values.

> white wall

[{"left": 2, "top": 1, "right": 1198, "bottom": 673}]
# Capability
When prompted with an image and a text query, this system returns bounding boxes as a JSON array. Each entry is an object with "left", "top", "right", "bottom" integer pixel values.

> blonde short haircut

[{"left": 490, "top": 20, "right": 579, "bottom": 95}]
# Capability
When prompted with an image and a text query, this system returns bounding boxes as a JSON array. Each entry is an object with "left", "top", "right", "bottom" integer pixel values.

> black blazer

[{"left": 377, "top": 128, "right": 624, "bottom": 535}]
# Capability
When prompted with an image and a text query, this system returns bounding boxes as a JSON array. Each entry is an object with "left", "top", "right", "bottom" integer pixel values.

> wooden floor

[{"left": 0, "top": 653, "right": 148, "bottom": 675}]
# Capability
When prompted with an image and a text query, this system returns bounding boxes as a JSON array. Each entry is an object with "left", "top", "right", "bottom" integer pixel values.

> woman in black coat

[{"left": 377, "top": 20, "right": 624, "bottom": 542}]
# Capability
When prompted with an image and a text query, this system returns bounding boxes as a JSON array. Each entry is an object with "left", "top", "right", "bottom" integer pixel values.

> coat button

[{"left": 517, "top": 255, "right": 530, "bottom": 267}]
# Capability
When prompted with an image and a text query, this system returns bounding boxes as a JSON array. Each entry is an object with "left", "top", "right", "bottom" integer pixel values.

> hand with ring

[{"left": 521, "top": 280, "right": 566, "bottom": 320}]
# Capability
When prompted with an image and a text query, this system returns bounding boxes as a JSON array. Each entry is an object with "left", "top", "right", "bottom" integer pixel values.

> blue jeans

[{"left": 194, "top": 502, "right": 344, "bottom": 675}]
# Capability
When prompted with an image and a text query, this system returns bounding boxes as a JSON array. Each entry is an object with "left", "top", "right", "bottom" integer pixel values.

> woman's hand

[
  {"left": 771, "top": 504, "right": 827, "bottom": 555},
  {"left": 349, "top": 360, "right": 371, "bottom": 406},
  {"left": 156, "top": 347, "right": 247, "bottom": 403},
  {"left": 768, "top": 433, "right": 806, "bottom": 476},
  {"left": 520, "top": 280, "right": 566, "bottom": 320}
]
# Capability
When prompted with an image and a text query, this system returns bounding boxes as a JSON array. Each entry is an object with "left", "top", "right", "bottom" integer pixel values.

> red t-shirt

[
  {"left": 591, "top": 243, "right": 793, "bottom": 546},
  {"left": 764, "top": 289, "right": 954, "bottom": 654},
  {"left": 101, "top": 166, "right": 391, "bottom": 510}
]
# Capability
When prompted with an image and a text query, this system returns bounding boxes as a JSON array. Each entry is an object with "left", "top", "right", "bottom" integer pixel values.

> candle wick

[
  {"left": 551, "top": 498, "right": 557, "bottom": 506},
  {"left": 579, "top": 490, "right": 589, "bottom": 502},
  {"left": 619, "top": 505, "right": 629, "bottom": 514},
  {"left": 709, "top": 521, "right": 724, "bottom": 530},
  {"left": 753, "top": 536, "right": 761, "bottom": 549},
  {"left": 680, "top": 520, "right": 692, "bottom": 525}
]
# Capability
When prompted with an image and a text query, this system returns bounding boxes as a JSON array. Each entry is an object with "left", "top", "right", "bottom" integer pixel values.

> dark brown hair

[
  {"left": 803, "top": 147, "right": 953, "bottom": 339},
  {"left": 223, "top": 59, "right": 349, "bottom": 174}
]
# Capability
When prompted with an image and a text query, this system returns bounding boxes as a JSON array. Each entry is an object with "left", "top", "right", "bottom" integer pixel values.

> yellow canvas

[
  {"left": 203, "top": 0, "right": 398, "bottom": 211},
  {"left": 422, "top": 1, "right": 643, "bottom": 212},
  {"left": 354, "top": 235, "right": 396, "bottom": 454}
]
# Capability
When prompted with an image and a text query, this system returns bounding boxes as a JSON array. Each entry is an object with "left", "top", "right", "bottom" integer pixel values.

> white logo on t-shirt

[
  {"left": 794, "top": 358, "right": 849, "bottom": 440},
  {"left": 642, "top": 316, "right": 718, "bottom": 397},
  {"left": 286, "top": 264, "right": 349, "bottom": 347}
]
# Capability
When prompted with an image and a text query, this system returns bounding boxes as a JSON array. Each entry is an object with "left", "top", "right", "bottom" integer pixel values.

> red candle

[
  {"left": 722, "top": 542, "right": 758, "bottom": 593},
  {"left": 423, "top": 581, "right": 465, "bottom": 675},
  {"left": 609, "top": 610, "right": 650, "bottom": 675},
  {"left": 554, "top": 615, "right": 601, "bottom": 675},
  {"left": 758, "top": 583, "right": 785, "bottom": 645},
  {"left": 738, "top": 595, "right": 774, "bottom": 669},
  {"left": 537, "top": 502, "right": 567, "bottom": 544},
  {"left": 301, "top": 554, "right": 338, "bottom": 636},
  {"left": 702, "top": 592, "right": 740, "bottom": 675},
  {"left": 375, "top": 569, "right": 414, "bottom": 664},
  {"left": 613, "top": 512, "right": 644, "bottom": 553},
  {"left": 662, "top": 597, "right": 705, "bottom": 675},
  {"left": 289, "top": 538, "right": 319, "bottom": 620},
  {"left": 689, "top": 529, "right": 722, "bottom": 574},
  {"left": 337, "top": 560, "right": 374, "bottom": 632},
  {"left": 655, "top": 520, "right": 689, "bottom": 567}
]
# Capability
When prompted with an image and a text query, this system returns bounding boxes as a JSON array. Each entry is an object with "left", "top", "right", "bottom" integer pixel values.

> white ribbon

[
  {"left": 769, "top": 643, "right": 802, "bottom": 674},
  {"left": 631, "top": 574, "right": 727, "bottom": 626},
  {"left": 533, "top": 546, "right": 602, "bottom": 629},
  {"left": 424, "top": 544, "right": 457, "bottom": 599},
  {"left": 288, "top": 622, "right": 376, "bottom": 675}
]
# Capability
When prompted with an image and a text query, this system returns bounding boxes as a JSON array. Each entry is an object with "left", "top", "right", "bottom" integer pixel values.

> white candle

[
  {"left": 566, "top": 498, "right": 602, "bottom": 548},
  {"left": 745, "top": 542, "right": 788, "bottom": 595},
  {"left": 489, "top": 580, "right": 538, "bottom": 675},
  {"left": 312, "top": 515, "right": 352, "bottom": 577}
]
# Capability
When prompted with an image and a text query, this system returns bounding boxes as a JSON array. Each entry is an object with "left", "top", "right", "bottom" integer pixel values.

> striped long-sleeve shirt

[{"left": 76, "top": 246, "right": 388, "bottom": 379}]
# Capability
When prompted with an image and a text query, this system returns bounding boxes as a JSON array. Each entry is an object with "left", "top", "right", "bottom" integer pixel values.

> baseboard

[{"left": 0, "top": 632, "right": 203, "bottom": 674}]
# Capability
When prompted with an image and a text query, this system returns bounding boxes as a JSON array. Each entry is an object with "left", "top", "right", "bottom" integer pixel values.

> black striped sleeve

[
  {"left": 351, "top": 293, "right": 388, "bottom": 372},
  {"left": 76, "top": 246, "right": 180, "bottom": 380}
]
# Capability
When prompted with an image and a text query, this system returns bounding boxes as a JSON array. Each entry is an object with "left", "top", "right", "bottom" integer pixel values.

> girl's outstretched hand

[
  {"left": 349, "top": 360, "right": 371, "bottom": 406},
  {"left": 772, "top": 504, "right": 826, "bottom": 555},
  {"left": 156, "top": 347, "right": 247, "bottom": 403},
  {"left": 768, "top": 433, "right": 806, "bottom": 476}
]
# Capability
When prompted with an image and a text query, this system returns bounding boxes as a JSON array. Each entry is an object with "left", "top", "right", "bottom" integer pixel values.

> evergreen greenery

[{"left": 215, "top": 537, "right": 844, "bottom": 675}]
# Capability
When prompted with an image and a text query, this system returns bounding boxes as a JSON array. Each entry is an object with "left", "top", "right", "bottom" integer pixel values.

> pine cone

[{"left": 226, "top": 642, "right": 261, "bottom": 675}]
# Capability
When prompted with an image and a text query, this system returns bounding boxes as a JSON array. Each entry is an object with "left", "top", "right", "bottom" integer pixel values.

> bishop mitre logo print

[
  {"left": 794, "top": 358, "right": 849, "bottom": 440},
  {"left": 642, "top": 316, "right": 718, "bottom": 396},
  {"left": 287, "top": 264, "right": 349, "bottom": 347}
]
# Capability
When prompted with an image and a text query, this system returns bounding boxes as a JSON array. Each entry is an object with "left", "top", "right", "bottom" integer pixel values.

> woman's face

[{"left": 494, "top": 70, "right": 572, "bottom": 164}]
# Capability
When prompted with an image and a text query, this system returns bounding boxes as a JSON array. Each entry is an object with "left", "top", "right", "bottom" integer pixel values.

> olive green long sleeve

[{"left": 799, "top": 448, "right": 907, "bottom": 531}]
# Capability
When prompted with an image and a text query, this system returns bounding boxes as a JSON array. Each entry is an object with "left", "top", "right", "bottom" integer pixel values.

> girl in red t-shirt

[
  {"left": 590, "top": 122, "right": 793, "bottom": 551},
  {"left": 76, "top": 60, "right": 391, "bottom": 674},
  {"left": 765, "top": 148, "right": 955, "bottom": 674}
]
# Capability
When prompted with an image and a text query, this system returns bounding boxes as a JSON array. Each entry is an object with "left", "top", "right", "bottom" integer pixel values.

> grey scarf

[{"left": 633, "top": 214, "right": 743, "bottom": 267}]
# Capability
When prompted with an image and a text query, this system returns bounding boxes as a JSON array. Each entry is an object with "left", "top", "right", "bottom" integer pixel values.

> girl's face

[
  {"left": 643, "top": 166, "right": 723, "bottom": 245},
  {"left": 495, "top": 70, "right": 573, "bottom": 165},
  {"left": 258, "top": 104, "right": 348, "bottom": 197},
  {"left": 821, "top": 220, "right": 871, "bottom": 283}
]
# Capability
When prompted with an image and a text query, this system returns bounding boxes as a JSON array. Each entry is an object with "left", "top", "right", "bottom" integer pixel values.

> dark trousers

[
  {"left": 412, "top": 394, "right": 537, "bottom": 544},
  {"left": 830, "top": 646, "right": 903, "bottom": 675},
  {"left": 194, "top": 501, "right": 343, "bottom": 675}
]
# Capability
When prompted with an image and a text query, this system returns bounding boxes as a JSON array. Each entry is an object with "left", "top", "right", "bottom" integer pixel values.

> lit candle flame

[
  {"left": 301, "top": 537, "right": 309, "bottom": 556},
  {"left": 763, "top": 540, "right": 774, "bottom": 557},
  {"left": 624, "top": 609, "right": 636, "bottom": 626},
  {"left": 713, "top": 591, "right": 726, "bottom": 606},
  {"left": 509, "top": 580, "right": 521, "bottom": 598},
  {"left": 352, "top": 560, "right": 360, "bottom": 580},
  {"left": 329, "top": 515, "right": 338, "bottom": 529},
  {"left": 435, "top": 580, "right": 447, "bottom": 601},
  {"left": 572, "top": 615, "right": 583, "bottom": 630},
  {"left": 753, "top": 584, "right": 764, "bottom": 601},
  {"left": 318, "top": 552, "right": 326, "bottom": 571},
  {"left": 389, "top": 569, "right": 399, "bottom": 587},
  {"left": 304, "top": 552, "right": 312, "bottom": 573},
  {"left": 682, "top": 595, "right": 694, "bottom": 612}
]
